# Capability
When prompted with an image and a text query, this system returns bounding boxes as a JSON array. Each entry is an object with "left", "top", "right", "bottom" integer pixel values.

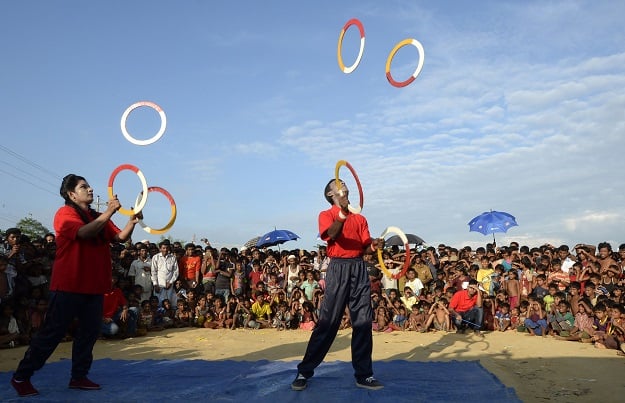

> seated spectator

[
  {"left": 0, "top": 303, "right": 21, "bottom": 348},
  {"left": 449, "top": 280, "right": 483, "bottom": 336},
  {"left": 524, "top": 299, "right": 548, "bottom": 337},
  {"left": 101, "top": 275, "right": 137, "bottom": 338}
]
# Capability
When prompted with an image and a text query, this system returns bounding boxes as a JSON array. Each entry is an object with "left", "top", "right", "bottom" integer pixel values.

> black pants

[
  {"left": 297, "top": 257, "right": 373, "bottom": 381},
  {"left": 15, "top": 291, "right": 103, "bottom": 381}
]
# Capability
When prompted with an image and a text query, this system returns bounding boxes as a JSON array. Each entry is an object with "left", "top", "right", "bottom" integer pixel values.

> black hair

[
  {"left": 324, "top": 179, "right": 335, "bottom": 205},
  {"left": 60, "top": 174, "right": 105, "bottom": 243}
]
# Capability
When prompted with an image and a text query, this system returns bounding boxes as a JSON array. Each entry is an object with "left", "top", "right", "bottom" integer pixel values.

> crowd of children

[{"left": 1, "top": 229, "right": 624, "bottom": 356}]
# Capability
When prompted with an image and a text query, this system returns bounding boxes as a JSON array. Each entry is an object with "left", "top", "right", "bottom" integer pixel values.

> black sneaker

[
  {"left": 291, "top": 373, "right": 308, "bottom": 391},
  {"left": 456, "top": 328, "right": 466, "bottom": 334},
  {"left": 356, "top": 376, "right": 384, "bottom": 390}
]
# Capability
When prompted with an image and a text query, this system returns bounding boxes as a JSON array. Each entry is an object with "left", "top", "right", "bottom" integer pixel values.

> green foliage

[{"left": 17, "top": 217, "right": 51, "bottom": 240}]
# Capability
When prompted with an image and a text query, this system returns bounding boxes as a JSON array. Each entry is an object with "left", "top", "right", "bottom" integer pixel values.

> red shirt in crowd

[
  {"left": 102, "top": 287, "right": 127, "bottom": 318},
  {"left": 449, "top": 289, "right": 478, "bottom": 313}
]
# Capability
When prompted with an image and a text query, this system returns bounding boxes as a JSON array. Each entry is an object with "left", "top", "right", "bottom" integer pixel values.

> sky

[{"left": 1, "top": 1, "right": 624, "bottom": 252}]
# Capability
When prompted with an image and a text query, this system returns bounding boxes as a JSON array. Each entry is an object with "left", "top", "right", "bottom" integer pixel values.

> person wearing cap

[
  {"left": 284, "top": 254, "right": 301, "bottom": 295},
  {"left": 448, "top": 279, "right": 484, "bottom": 336},
  {"left": 292, "top": 179, "right": 384, "bottom": 392}
]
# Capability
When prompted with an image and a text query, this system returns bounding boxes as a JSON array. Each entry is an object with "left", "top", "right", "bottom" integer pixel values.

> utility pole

[{"left": 94, "top": 195, "right": 107, "bottom": 212}]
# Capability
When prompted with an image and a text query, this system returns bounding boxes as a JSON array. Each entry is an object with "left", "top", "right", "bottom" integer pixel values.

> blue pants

[
  {"left": 14, "top": 291, "right": 103, "bottom": 381},
  {"left": 297, "top": 257, "right": 373, "bottom": 381},
  {"left": 453, "top": 307, "right": 483, "bottom": 330},
  {"left": 524, "top": 318, "right": 548, "bottom": 335}
]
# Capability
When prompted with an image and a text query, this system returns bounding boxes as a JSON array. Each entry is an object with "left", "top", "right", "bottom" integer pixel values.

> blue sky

[{"left": 1, "top": 1, "right": 624, "bottom": 251}]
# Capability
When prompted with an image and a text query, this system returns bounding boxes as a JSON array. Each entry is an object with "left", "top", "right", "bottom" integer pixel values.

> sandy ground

[{"left": 2, "top": 328, "right": 624, "bottom": 402}]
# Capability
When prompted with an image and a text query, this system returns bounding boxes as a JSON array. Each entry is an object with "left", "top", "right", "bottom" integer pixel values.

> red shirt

[
  {"left": 319, "top": 205, "right": 371, "bottom": 258},
  {"left": 248, "top": 270, "right": 263, "bottom": 287},
  {"left": 49, "top": 205, "right": 120, "bottom": 294},
  {"left": 449, "top": 289, "right": 478, "bottom": 313},
  {"left": 102, "top": 287, "right": 127, "bottom": 318},
  {"left": 180, "top": 255, "right": 202, "bottom": 281}
]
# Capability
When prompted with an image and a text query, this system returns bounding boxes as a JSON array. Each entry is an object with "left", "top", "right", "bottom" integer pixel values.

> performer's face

[{"left": 327, "top": 180, "right": 349, "bottom": 206}]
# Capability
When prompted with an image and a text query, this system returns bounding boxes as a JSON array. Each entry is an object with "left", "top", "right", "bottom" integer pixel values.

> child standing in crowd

[{"left": 505, "top": 269, "right": 520, "bottom": 310}]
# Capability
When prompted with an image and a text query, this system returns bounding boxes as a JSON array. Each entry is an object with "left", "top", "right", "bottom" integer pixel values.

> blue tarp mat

[{"left": 0, "top": 359, "right": 519, "bottom": 402}]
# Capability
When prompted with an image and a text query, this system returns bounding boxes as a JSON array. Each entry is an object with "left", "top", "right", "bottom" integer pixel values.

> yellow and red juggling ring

[
  {"left": 337, "top": 18, "right": 365, "bottom": 74},
  {"left": 334, "top": 159, "right": 364, "bottom": 214},
  {"left": 120, "top": 101, "right": 167, "bottom": 146},
  {"left": 377, "top": 226, "right": 411, "bottom": 280},
  {"left": 135, "top": 186, "right": 177, "bottom": 235},
  {"left": 107, "top": 164, "right": 149, "bottom": 216},
  {"left": 385, "top": 38, "right": 425, "bottom": 88}
]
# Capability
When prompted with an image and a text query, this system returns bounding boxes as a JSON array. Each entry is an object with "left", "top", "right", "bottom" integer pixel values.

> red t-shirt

[
  {"left": 102, "top": 287, "right": 127, "bottom": 318},
  {"left": 180, "top": 255, "right": 202, "bottom": 281},
  {"left": 248, "top": 270, "right": 263, "bottom": 287},
  {"left": 449, "top": 289, "right": 478, "bottom": 313},
  {"left": 319, "top": 205, "right": 371, "bottom": 258},
  {"left": 49, "top": 205, "right": 120, "bottom": 294}
]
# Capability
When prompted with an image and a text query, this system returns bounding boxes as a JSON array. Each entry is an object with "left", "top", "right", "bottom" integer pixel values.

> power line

[
  {"left": 0, "top": 144, "right": 61, "bottom": 181},
  {"left": 0, "top": 167, "right": 58, "bottom": 197},
  {"left": 0, "top": 159, "right": 58, "bottom": 190}
]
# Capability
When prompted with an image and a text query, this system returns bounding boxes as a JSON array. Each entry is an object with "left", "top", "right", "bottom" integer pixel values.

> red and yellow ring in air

[
  {"left": 334, "top": 160, "right": 364, "bottom": 214},
  {"left": 337, "top": 18, "right": 365, "bottom": 74},
  {"left": 385, "top": 38, "right": 425, "bottom": 88},
  {"left": 107, "top": 164, "right": 149, "bottom": 216},
  {"left": 377, "top": 226, "right": 411, "bottom": 280},
  {"left": 136, "top": 186, "right": 177, "bottom": 235}
]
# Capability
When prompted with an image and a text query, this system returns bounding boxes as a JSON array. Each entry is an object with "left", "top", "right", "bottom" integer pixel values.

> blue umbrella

[
  {"left": 256, "top": 229, "right": 300, "bottom": 248},
  {"left": 468, "top": 210, "right": 518, "bottom": 243}
]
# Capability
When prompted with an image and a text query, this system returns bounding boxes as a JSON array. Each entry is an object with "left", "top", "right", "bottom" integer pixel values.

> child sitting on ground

[
  {"left": 482, "top": 296, "right": 496, "bottom": 331},
  {"left": 174, "top": 300, "right": 192, "bottom": 328},
  {"left": 509, "top": 306, "right": 520, "bottom": 331},
  {"left": 374, "top": 305, "right": 391, "bottom": 332},
  {"left": 524, "top": 299, "right": 547, "bottom": 336},
  {"left": 272, "top": 301, "right": 289, "bottom": 331},
  {"left": 423, "top": 298, "right": 450, "bottom": 332},
  {"left": 517, "top": 300, "right": 530, "bottom": 332},
  {"left": 390, "top": 305, "right": 408, "bottom": 331},
  {"left": 299, "top": 300, "right": 317, "bottom": 331},
  {"left": 548, "top": 300, "right": 575, "bottom": 336},
  {"left": 495, "top": 302, "right": 511, "bottom": 332},
  {"left": 407, "top": 303, "right": 427, "bottom": 332}
]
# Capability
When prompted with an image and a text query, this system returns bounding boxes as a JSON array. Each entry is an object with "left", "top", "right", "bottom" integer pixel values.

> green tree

[{"left": 17, "top": 217, "right": 51, "bottom": 240}]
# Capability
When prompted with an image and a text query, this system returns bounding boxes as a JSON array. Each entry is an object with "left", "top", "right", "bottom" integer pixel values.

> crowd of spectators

[{"left": 1, "top": 227, "right": 624, "bottom": 356}]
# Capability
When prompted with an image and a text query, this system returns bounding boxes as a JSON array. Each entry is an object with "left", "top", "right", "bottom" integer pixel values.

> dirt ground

[{"left": 2, "top": 328, "right": 624, "bottom": 402}]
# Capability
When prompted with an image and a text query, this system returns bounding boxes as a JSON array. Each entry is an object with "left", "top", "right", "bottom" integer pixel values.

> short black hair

[{"left": 324, "top": 179, "right": 335, "bottom": 205}]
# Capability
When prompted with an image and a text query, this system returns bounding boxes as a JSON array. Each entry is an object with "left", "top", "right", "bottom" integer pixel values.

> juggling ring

[
  {"left": 334, "top": 160, "right": 364, "bottom": 214},
  {"left": 385, "top": 38, "right": 425, "bottom": 88},
  {"left": 377, "top": 226, "right": 411, "bottom": 280},
  {"left": 337, "top": 18, "right": 365, "bottom": 74},
  {"left": 107, "top": 164, "right": 148, "bottom": 216},
  {"left": 134, "top": 186, "right": 177, "bottom": 235},
  {"left": 120, "top": 101, "right": 167, "bottom": 146}
]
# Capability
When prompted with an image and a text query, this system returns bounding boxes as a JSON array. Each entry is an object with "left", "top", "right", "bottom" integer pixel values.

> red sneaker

[
  {"left": 11, "top": 377, "right": 39, "bottom": 397},
  {"left": 68, "top": 377, "right": 101, "bottom": 390}
]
